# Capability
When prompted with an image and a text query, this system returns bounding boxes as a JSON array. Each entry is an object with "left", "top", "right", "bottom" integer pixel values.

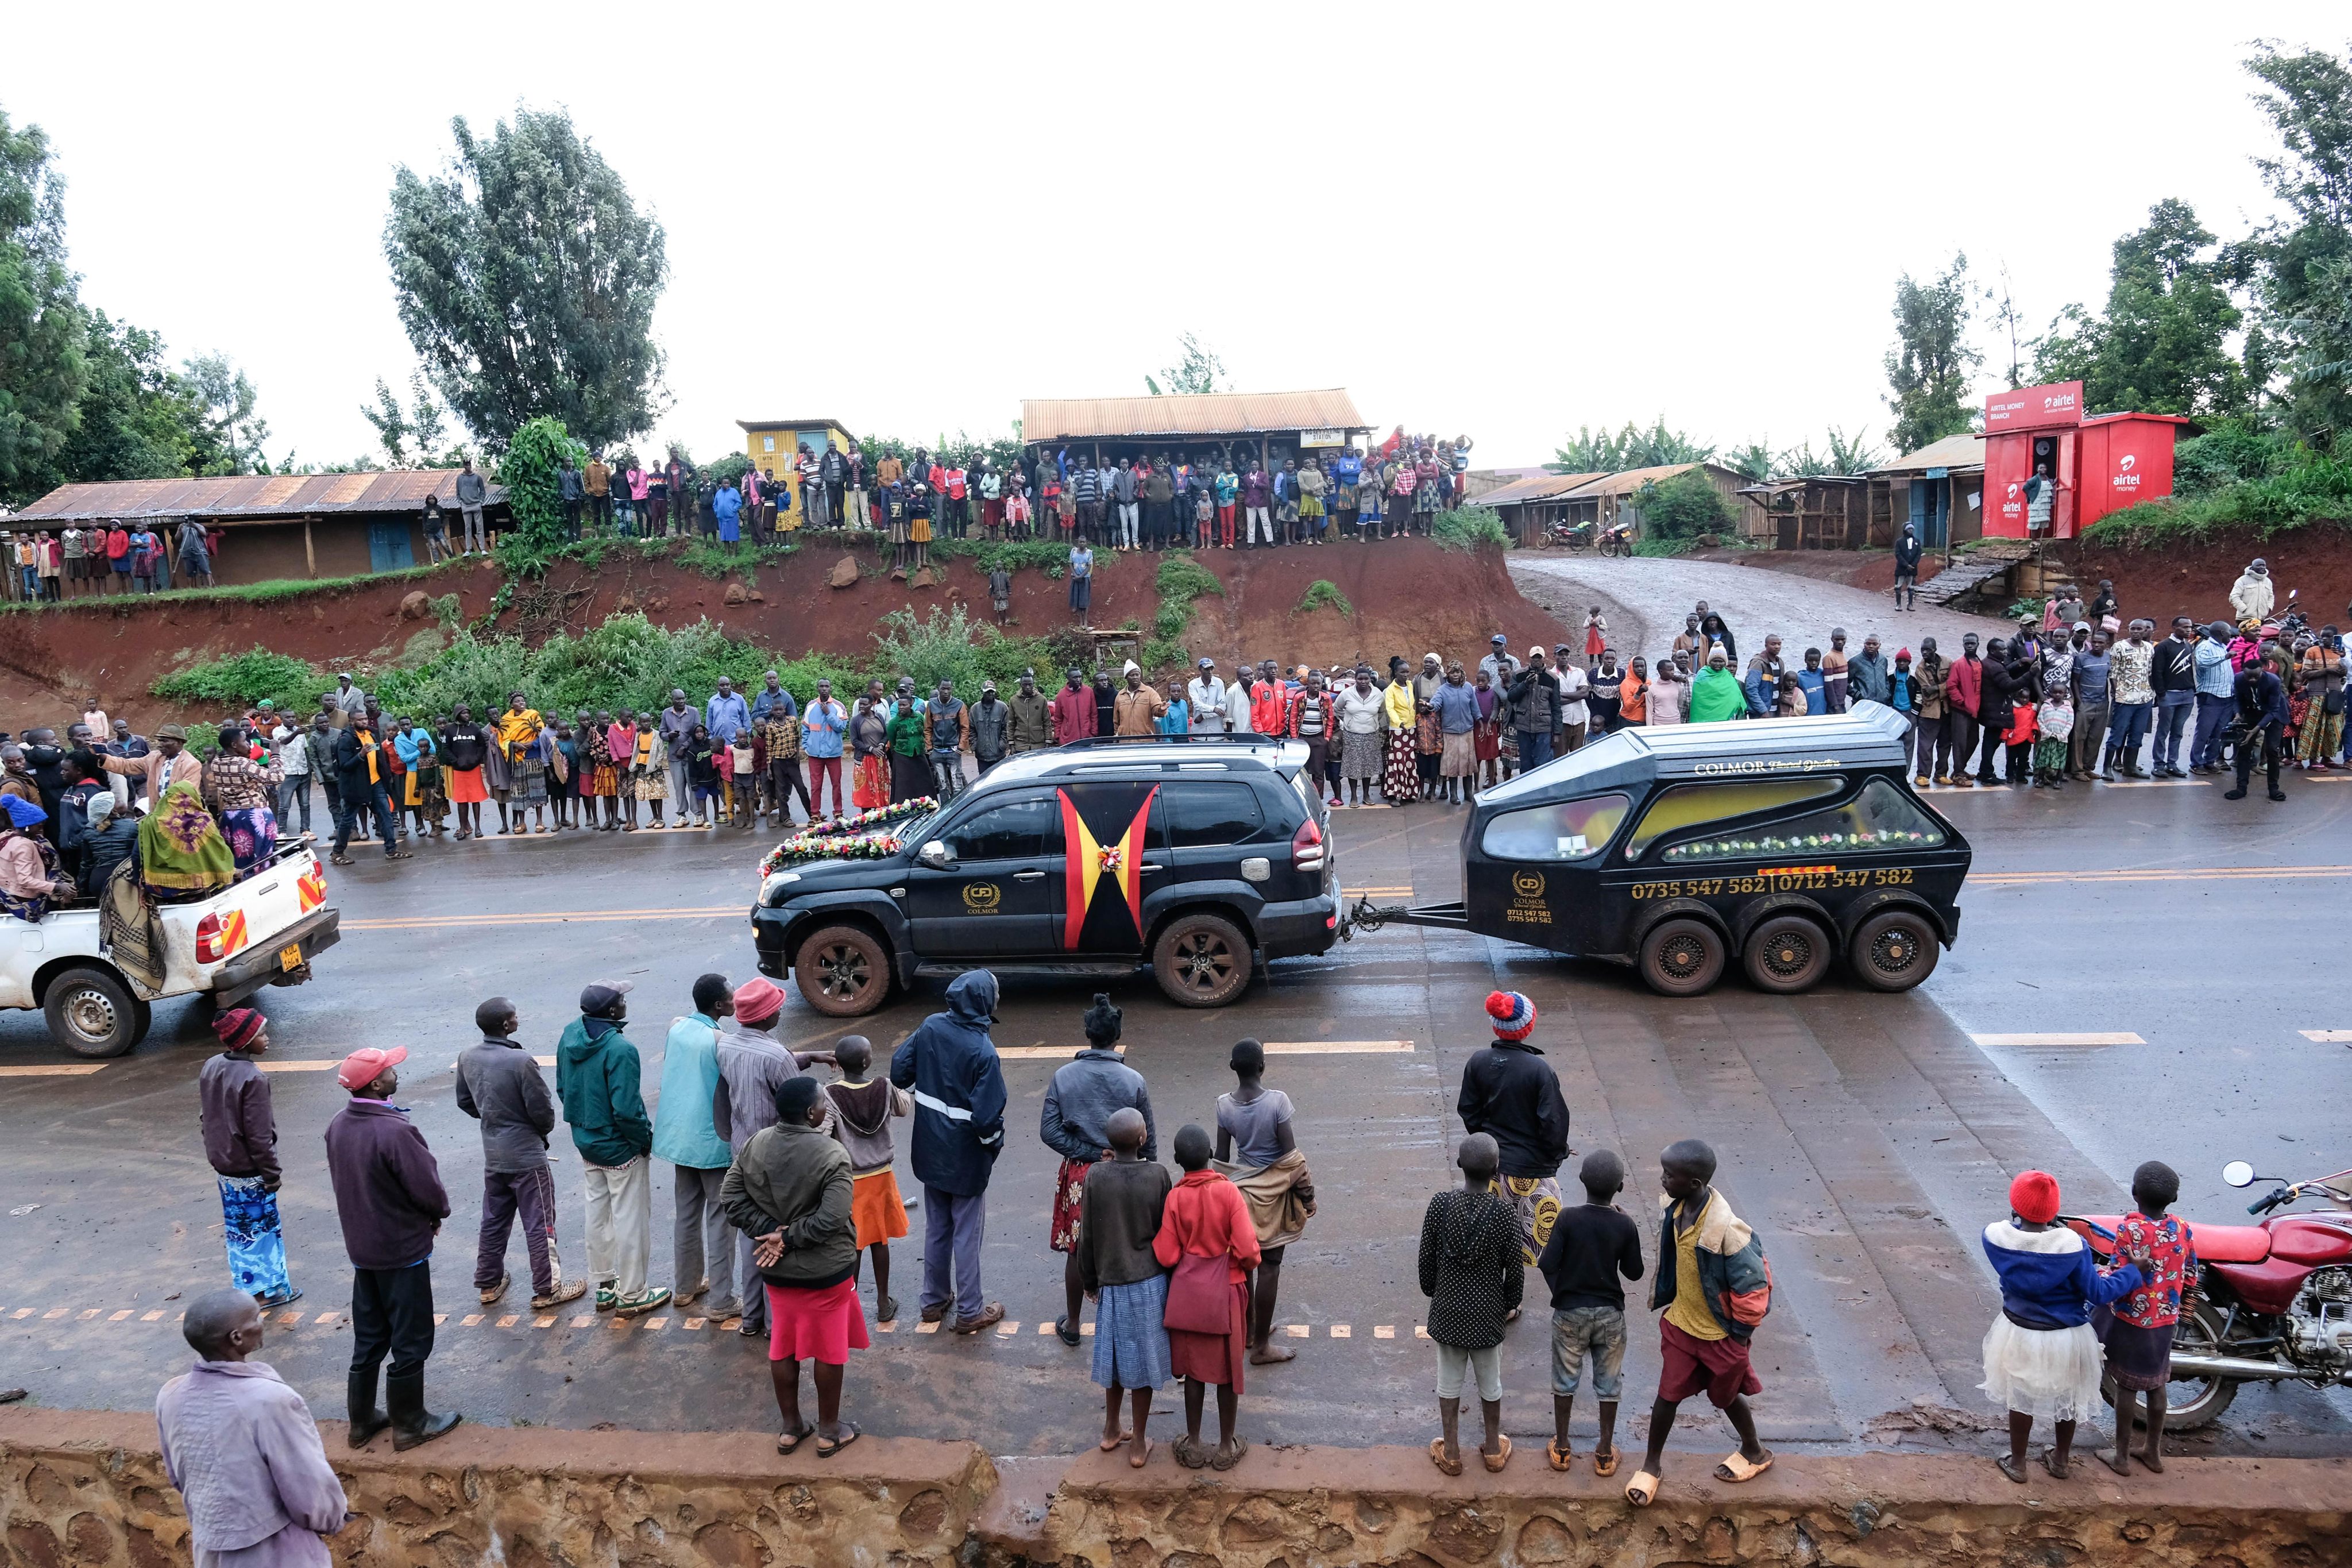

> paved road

[
  {"left": 3, "top": 776, "right": 2347, "bottom": 1460},
  {"left": 1510, "top": 552, "right": 2016, "bottom": 677}
]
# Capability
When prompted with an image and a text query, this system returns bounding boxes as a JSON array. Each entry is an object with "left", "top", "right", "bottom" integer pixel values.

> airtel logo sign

[{"left": 2119, "top": 454, "right": 2137, "bottom": 471}]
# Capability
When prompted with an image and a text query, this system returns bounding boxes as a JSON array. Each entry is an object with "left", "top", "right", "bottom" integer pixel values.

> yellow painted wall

[{"left": 741, "top": 424, "right": 853, "bottom": 480}]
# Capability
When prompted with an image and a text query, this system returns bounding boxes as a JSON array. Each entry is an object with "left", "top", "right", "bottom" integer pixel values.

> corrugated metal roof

[
  {"left": 1474, "top": 471, "right": 1609, "bottom": 506},
  {"left": 1560, "top": 462, "right": 1732, "bottom": 498},
  {"left": 1871, "top": 433, "right": 1985, "bottom": 474},
  {"left": 736, "top": 417, "right": 857, "bottom": 437},
  {"left": 1022, "top": 389, "right": 1368, "bottom": 443},
  {"left": 7, "top": 469, "right": 506, "bottom": 524}
]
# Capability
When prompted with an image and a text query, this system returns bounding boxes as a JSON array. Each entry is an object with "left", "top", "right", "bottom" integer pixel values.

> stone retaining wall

[{"left": 5, "top": 1407, "right": 2343, "bottom": 1567}]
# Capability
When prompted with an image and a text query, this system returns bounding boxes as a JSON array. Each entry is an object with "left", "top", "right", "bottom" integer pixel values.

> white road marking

[
  {"left": 1972, "top": 1032, "right": 2145, "bottom": 1047},
  {"left": 2299, "top": 1030, "right": 2352, "bottom": 1042}
]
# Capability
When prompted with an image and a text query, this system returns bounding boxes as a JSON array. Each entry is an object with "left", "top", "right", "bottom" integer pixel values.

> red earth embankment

[
  {"left": 0, "top": 538, "right": 1568, "bottom": 727},
  {"left": 2068, "top": 523, "right": 2352, "bottom": 629}
]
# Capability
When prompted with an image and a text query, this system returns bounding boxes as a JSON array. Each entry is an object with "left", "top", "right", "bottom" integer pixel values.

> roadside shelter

[
  {"left": 739, "top": 418, "right": 858, "bottom": 484},
  {"left": 1472, "top": 471, "right": 1605, "bottom": 545},
  {"left": 5, "top": 469, "right": 507, "bottom": 584},
  {"left": 1558, "top": 462, "right": 1751, "bottom": 539},
  {"left": 1980, "top": 381, "right": 2188, "bottom": 539},
  {"left": 1866, "top": 433, "right": 1986, "bottom": 550},
  {"left": 1019, "top": 389, "right": 1370, "bottom": 473},
  {"left": 1736, "top": 476, "right": 1872, "bottom": 550}
]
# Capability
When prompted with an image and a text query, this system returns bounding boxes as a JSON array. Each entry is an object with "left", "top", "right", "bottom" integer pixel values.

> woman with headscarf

[
  {"left": 200, "top": 723, "right": 283, "bottom": 872},
  {"left": 1042, "top": 995, "right": 1156, "bottom": 1346},
  {"left": 1382, "top": 659, "right": 1419, "bottom": 804},
  {"left": 81, "top": 793, "right": 141, "bottom": 889},
  {"left": 140, "top": 782, "right": 237, "bottom": 903},
  {"left": 0, "top": 796, "right": 71, "bottom": 920},
  {"left": 496, "top": 691, "right": 548, "bottom": 834},
  {"left": 1412, "top": 654, "right": 1446, "bottom": 799}
]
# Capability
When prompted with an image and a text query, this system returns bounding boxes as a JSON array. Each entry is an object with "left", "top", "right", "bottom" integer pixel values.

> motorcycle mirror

[{"left": 2222, "top": 1160, "right": 2256, "bottom": 1188}]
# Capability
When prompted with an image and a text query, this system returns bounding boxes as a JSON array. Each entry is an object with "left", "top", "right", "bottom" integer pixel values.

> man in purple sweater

[
  {"left": 323, "top": 1045, "right": 461, "bottom": 1451},
  {"left": 158, "top": 1288, "right": 349, "bottom": 1567}
]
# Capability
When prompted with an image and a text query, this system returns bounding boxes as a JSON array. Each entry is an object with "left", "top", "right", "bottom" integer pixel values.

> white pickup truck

[{"left": 0, "top": 842, "right": 341, "bottom": 1057}]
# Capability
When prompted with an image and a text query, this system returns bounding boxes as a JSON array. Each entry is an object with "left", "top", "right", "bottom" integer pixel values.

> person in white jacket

[
  {"left": 1187, "top": 662, "right": 1229, "bottom": 735},
  {"left": 2229, "top": 558, "right": 2274, "bottom": 626}
]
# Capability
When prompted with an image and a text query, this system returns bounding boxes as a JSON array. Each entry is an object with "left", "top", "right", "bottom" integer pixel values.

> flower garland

[
  {"left": 1660, "top": 826, "right": 1942, "bottom": 864},
  {"left": 760, "top": 796, "right": 939, "bottom": 875}
]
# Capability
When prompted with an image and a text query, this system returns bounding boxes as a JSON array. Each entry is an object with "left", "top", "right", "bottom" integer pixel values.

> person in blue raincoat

[{"left": 890, "top": 970, "right": 1007, "bottom": 1333}]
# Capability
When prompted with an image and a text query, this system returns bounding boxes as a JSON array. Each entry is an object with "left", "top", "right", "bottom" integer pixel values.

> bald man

[{"left": 157, "top": 1288, "right": 350, "bottom": 1566}]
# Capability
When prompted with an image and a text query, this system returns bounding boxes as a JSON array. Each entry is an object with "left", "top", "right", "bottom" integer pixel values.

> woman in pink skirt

[{"left": 723, "top": 1076, "right": 868, "bottom": 1457}]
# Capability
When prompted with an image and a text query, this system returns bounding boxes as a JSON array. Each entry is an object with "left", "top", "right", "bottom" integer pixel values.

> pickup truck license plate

[{"left": 277, "top": 943, "right": 303, "bottom": 972}]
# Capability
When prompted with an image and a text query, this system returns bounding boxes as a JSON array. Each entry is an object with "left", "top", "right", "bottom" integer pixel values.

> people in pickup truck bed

[{"left": 0, "top": 794, "right": 69, "bottom": 919}]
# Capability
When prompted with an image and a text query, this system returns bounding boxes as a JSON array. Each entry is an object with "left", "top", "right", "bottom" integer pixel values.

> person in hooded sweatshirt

[{"left": 890, "top": 970, "right": 1009, "bottom": 1333}]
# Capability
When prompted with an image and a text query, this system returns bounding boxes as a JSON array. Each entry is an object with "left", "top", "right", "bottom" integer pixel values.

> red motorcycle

[{"left": 2067, "top": 1162, "right": 2352, "bottom": 1428}]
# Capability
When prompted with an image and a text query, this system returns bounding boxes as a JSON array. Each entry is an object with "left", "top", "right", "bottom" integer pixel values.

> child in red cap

[{"left": 1980, "top": 1169, "right": 2144, "bottom": 1483}]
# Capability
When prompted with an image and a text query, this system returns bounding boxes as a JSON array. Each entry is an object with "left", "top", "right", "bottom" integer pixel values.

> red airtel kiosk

[{"left": 1982, "top": 379, "right": 2191, "bottom": 539}]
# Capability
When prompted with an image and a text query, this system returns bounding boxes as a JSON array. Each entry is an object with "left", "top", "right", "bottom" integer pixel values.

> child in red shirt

[{"left": 1154, "top": 1125, "right": 1260, "bottom": 1470}]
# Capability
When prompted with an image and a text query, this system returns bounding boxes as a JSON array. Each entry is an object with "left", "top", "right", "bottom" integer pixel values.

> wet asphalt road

[{"left": 2, "top": 770, "right": 2349, "bottom": 1461}]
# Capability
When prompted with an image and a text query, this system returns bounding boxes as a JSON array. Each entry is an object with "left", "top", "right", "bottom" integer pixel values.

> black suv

[{"left": 751, "top": 736, "right": 1338, "bottom": 1015}]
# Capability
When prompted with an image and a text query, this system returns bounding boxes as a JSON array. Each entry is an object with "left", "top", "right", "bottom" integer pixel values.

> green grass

[
  {"left": 1631, "top": 536, "right": 1701, "bottom": 558},
  {"left": 150, "top": 647, "right": 326, "bottom": 715},
  {"left": 1296, "top": 579, "right": 1354, "bottom": 616},
  {"left": 1431, "top": 505, "right": 1511, "bottom": 553},
  {"left": 2082, "top": 442, "right": 2352, "bottom": 549},
  {"left": 0, "top": 559, "right": 462, "bottom": 613},
  {"left": 1152, "top": 551, "right": 1223, "bottom": 644}
]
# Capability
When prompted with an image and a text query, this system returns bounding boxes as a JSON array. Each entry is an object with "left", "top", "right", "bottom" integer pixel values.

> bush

[
  {"left": 497, "top": 417, "right": 589, "bottom": 554},
  {"left": 1152, "top": 551, "right": 1223, "bottom": 643},
  {"left": 2172, "top": 420, "right": 2283, "bottom": 496},
  {"left": 1431, "top": 505, "right": 1511, "bottom": 552},
  {"left": 1296, "top": 580, "right": 1354, "bottom": 616},
  {"left": 1625, "top": 472, "right": 1735, "bottom": 542},
  {"left": 2084, "top": 445, "right": 2352, "bottom": 547},
  {"left": 151, "top": 647, "right": 324, "bottom": 714}
]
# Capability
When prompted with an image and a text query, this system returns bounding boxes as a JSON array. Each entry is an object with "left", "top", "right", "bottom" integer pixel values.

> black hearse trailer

[{"left": 1347, "top": 702, "right": 1969, "bottom": 995}]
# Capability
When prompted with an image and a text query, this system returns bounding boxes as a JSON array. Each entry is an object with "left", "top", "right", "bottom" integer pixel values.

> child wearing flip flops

[
  {"left": 1980, "top": 1169, "right": 2143, "bottom": 1484},
  {"left": 1536, "top": 1149, "right": 1644, "bottom": 1476},
  {"left": 1625, "top": 1139, "right": 1775, "bottom": 1508},
  {"left": 1419, "top": 1133, "right": 1521, "bottom": 1475}
]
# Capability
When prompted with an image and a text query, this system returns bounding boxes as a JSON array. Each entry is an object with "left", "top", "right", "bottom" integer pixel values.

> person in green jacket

[
  {"left": 555, "top": 980, "right": 671, "bottom": 1316},
  {"left": 885, "top": 702, "right": 929, "bottom": 803},
  {"left": 1686, "top": 650, "right": 1749, "bottom": 725}
]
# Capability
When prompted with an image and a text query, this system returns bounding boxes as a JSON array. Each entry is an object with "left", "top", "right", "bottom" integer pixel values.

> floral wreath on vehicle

[{"left": 760, "top": 797, "right": 940, "bottom": 874}]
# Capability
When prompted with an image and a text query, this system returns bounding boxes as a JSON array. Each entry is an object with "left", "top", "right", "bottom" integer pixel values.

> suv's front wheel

[
  {"left": 1153, "top": 913, "right": 1254, "bottom": 1007},
  {"left": 792, "top": 924, "right": 891, "bottom": 1017}
]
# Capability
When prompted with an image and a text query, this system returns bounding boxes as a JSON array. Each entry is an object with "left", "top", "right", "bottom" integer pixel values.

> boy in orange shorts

[{"left": 822, "top": 1037, "right": 911, "bottom": 1322}]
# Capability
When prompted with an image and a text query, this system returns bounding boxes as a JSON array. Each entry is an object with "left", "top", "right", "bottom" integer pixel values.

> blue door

[{"left": 368, "top": 520, "right": 416, "bottom": 573}]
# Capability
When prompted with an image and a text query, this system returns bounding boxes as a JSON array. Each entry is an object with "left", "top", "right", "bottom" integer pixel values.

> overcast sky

[{"left": 9, "top": 5, "right": 2345, "bottom": 471}]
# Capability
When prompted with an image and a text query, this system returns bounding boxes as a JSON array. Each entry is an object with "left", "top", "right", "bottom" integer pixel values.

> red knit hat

[
  {"left": 2008, "top": 1169, "right": 2061, "bottom": 1225},
  {"left": 1485, "top": 990, "right": 1537, "bottom": 1042}
]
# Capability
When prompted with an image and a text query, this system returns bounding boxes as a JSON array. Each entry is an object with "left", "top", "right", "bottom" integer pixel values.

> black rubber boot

[
  {"left": 347, "top": 1367, "right": 389, "bottom": 1449},
  {"left": 387, "top": 1368, "right": 462, "bottom": 1451}
]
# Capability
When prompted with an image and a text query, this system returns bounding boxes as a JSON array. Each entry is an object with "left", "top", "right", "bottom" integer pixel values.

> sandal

[
  {"left": 1173, "top": 1434, "right": 1210, "bottom": 1470},
  {"left": 815, "top": 1422, "right": 860, "bottom": 1459},
  {"left": 2041, "top": 1447, "right": 2069, "bottom": 1480},
  {"left": 1546, "top": 1440, "right": 1573, "bottom": 1473},
  {"left": 1428, "top": 1438, "right": 1464, "bottom": 1477},
  {"left": 1209, "top": 1436, "right": 1249, "bottom": 1472},
  {"left": 1624, "top": 1470, "right": 1660, "bottom": 1508},
  {"left": 1995, "top": 1454, "right": 2029, "bottom": 1485},
  {"left": 1592, "top": 1447, "right": 1620, "bottom": 1478},
  {"left": 1481, "top": 1435, "right": 1512, "bottom": 1473},
  {"left": 775, "top": 1424, "right": 813, "bottom": 1454},
  {"left": 1714, "top": 1450, "right": 1774, "bottom": 1484}
]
